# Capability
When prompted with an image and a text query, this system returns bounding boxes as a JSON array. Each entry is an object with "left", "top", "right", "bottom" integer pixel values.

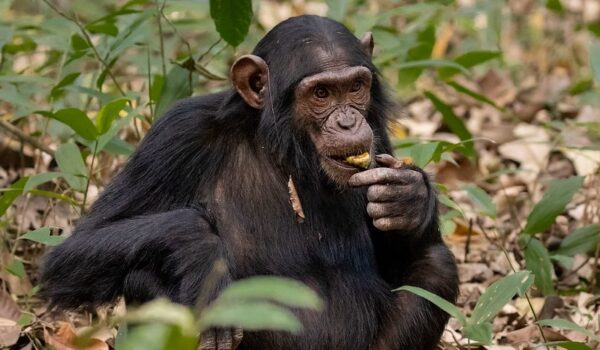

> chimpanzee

[{"left": 41, "top": 15, "right": 458, "bottom": 350}]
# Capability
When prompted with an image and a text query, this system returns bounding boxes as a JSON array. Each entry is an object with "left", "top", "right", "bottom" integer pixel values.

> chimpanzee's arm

[{"left": 40, "top": 208, "right": 230, "bottom": 309}]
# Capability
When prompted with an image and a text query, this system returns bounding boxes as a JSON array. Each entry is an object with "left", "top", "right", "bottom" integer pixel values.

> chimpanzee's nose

[{"left": 337, "top": 109, "right": 359, "bottom": 129}]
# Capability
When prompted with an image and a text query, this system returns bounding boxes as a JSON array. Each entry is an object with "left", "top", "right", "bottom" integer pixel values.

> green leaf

[
  {"left": 568, "top": 78, "right": 594, "bottom": 96},
  {"left": 19, "top": 227, "right": 65, "bottom": 246},
  {"left": 395, "top": 286, "right": 466, "bottom": 324},
  {"left": 462, "top": 322, "right": 493, "bottom": 345},
  {"left": 71, "top": 33, "right": 90, "bottom": 51},
  {"left": 439, "top": 51, "right": 501, "bottom": 78},
  {"left": 447, "top": 81, "right": 501, "bottom": 110},
  {"left": 0, "top": 177, "right": 27, "bottom": 216},
  {"left": 125, "top": 299, "right": 196, "bottom": 337},
  {"left": 455, "top": 51, "right": 501, "bottom": 68},
  {"left": 538, "top": 319, "right": 600, "bottom": 342},
  {"left": 546, "top": 0, "right": 564, "bottom": 13},
  {"left": 16, "top": 313, "right": 33, "bottom": 326},
  {"left": 6, "top": 259, "right": 25, "bottom": 278},
  {"left": 201, "top": 301, "right": 302, "bottom": 333},
  {"left": 216, "top": 276, "right": 322, "bottom": 310},
  {"left": 209, "top": 0, "right": 253, "bottom": 47},
  {"left": 86, "top": 21, "right": 119, "bottom": 36},
  {"left": 24, "top": 172, "right": 63, "bottom": 193},
  {"left": 52, "top": 108, "right": 98, "bottom": 141},
  {"left": 463, "top": 185, "right": 496, "bottom": 219},
  {"left": 469, "top": 271, "right": 534, "bottom": 327},
  {"left": 96, "top": 98, "right": 129, "bottom": 134},
  {"left": 402, "top": 142, "right": 439, "bottom": 167},
  {"left": 50, "top": 73, "right": 81, "bottom": 101},
  {"left": 55, "top": 143, "right": 88, "bottom": 192},
  {"left": 590, "top": 40, "right": 600, "bottom": 84},
  {"left": 548, "top": 341, "right": 594, "bottom": 350},
  {"left": 425, "top": 91, "right": 475, "bottom": 158},
  {"left": 117, "top": 323, "right": 197, "bottom": 350},
  {"left": 523, "top": 176, "right": 584, "bottom": 235},
  {"left": 326, "top": 0, "right": 349, "bottom": 21},
  {"left": 554, "top": 224, "right": 600, "bottom": 256},
  {"left": 524, "top": 238, "right": 555, "bottom": 296},
  {"left": 398, "top": 59, "right": 469, "bottom": 75}
]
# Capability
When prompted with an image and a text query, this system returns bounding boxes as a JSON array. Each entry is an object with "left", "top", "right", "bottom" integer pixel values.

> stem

[
  {"left": 81, "top": 141, "right": 99, "bottom": 215},
  {"left": 0, "top": 120, "right": 54, "bottom": 156}
]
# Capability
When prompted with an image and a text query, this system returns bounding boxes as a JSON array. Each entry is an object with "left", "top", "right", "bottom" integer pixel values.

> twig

[
  {"left": 0, "top": 120, "right": 54, "bottom": 156},
  {"left": 81, "top": 141, "right": 99, "bottom": 215}
]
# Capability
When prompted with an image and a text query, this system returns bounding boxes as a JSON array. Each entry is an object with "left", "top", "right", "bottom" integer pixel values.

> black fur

[{"left": 41, "top": 16, "right": 458, "bottom": 350}]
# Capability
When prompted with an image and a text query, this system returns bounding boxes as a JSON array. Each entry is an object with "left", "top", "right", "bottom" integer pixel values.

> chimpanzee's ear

[
  {"left": 230, "top": 55, "right": 269, "bottom": 109},
  {"left": 359, "top": 32, "right": 374, "bottom": 57}
]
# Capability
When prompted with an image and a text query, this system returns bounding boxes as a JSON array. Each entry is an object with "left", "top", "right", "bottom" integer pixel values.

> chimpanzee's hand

[
  {"left": 199, "top": 328, "right": 243, "bottom": 350},
  {"left": 348, "top": 154, "right": 431, "bottom": 232}
]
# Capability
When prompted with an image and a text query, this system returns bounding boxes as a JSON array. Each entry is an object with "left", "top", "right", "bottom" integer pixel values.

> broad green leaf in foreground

[
  {"left": 524, "top": 238, "right": 555, "bottom": 296},
  {"left": 523, "top": 176, "right": 583, "bottom": 235},
  {"left": 201, "top": 301, "right": 303, "bottom": 333},
  {"left": 209, "top": 0, "right": 253, "bottom": 47},
  {"left": 19, "top": 227, "right": 65, "bottom": 246},
  {"left": 547, "top": 341, "right": 593, "bottom": 350},
  {"left": 125, "top": 299, "right": 196, "bottom": 337},
  {"left": 117, "top": 323, "right": 197, "bottom": 350},
  {"left": 216, "top": 276, "right": 323, "bottom": 310}
]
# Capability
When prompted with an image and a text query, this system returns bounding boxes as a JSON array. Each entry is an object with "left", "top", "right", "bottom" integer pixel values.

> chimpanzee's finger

[
  {"left": 199, "top": 329, "right": 216, "bottom": 350},
  {"left": 373, "top": 216, "right": 419, "bottom": 231},
  {"left": 367, "top": 202, "right": 403, "bottom": 219},
  {"left": 366, "top": 184, "right": 410, "bottom": 202},
  {"left": 216, "top": 329, "right": 232, "bottom": 350},
  {"left": 375, "top": 154, "right": 405, "bottom": 169},
  {"left": 232, "top": 328, "right": 243, "bottom": 349},
  {"left": 349, "top": 167, "right": 422, "bottom": 187}
]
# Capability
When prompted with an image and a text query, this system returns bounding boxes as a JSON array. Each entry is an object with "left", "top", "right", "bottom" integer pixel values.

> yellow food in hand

[{"left": 344, "top": 152, "right": 370, "bottom": 169}]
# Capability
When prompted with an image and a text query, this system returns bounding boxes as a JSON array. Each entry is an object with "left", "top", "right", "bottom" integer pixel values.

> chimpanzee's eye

[
  {"left": 314, "top": 85, "right": 329, "bottom": 99},
  {"left": 351, "top": 80, "right": 362, "bottom": 92}
]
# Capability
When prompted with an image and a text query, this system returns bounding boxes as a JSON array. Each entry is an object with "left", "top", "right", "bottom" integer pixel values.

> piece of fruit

[{"left": 344, "top": 152, "right": 370, "bottom": 169}]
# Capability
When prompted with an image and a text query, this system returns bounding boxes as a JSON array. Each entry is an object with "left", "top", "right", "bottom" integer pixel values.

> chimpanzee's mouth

[{"left": 327, "top": 151, "right": 371, "bottom": 170}]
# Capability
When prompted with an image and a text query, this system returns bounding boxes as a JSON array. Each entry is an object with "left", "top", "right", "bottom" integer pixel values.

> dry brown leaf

[
  {"left": 44, "top": 322, "right": 109, "bottom": 350},
  {"left": 288, "top": 176, "right": 305, "bottom": 223},
  {"left": 0, "top": 289, "right": 21, "bottom": 347}
]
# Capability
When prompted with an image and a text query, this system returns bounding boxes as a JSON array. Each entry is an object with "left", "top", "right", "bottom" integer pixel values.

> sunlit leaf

[
  {"left": 96, "top": 98, "right": 129, "bottom": 134},
  {"left": 201, "top": 301, "right": 302, "bottom": 333}
]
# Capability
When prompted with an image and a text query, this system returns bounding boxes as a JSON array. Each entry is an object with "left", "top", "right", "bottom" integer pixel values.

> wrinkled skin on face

[{"left": 294, "top": 66, "right": 374, "bottom": 184}]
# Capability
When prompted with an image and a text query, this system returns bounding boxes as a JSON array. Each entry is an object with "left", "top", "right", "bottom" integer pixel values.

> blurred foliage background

[{"left": 0, "top": 0, "right": 599, "bottom": 349}]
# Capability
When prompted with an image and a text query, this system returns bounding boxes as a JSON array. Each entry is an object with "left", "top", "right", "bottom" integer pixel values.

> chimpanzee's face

[{"left": 294, "top": 66, "right": 374, "bottom": 185}]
